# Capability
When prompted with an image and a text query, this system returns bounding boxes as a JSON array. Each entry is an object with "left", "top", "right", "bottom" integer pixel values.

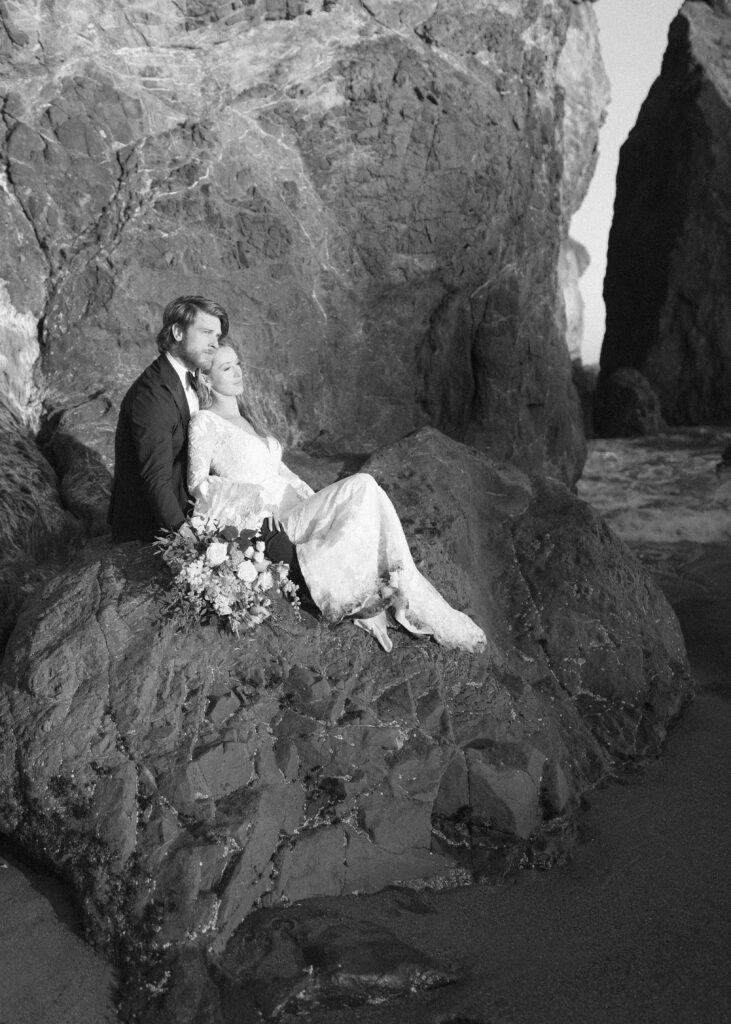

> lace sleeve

[
  {"left": 188, "top": 413, "right": 217, "bottom": 497},
  {"left": 278, "top": 459, "right": 315, "bottom": 501},
  {"left": 188, "top": 413, "right": 267, "bottom": 527}
]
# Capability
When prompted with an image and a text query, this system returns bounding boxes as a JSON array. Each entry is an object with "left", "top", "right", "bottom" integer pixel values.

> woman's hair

[
  {"left": 156, "top": 295, "right": 229, "bottom": 354},
  {"left": 196, "top": 345, "right": 273, "bottom": 440}
]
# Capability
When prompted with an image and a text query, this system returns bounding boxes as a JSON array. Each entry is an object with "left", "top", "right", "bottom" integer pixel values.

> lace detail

[
  {"left": 187, "top": 411, "right": 486, "bottom": 652},
  {"left": 188, "top": 411, "right": 313, "bottom": 529}
]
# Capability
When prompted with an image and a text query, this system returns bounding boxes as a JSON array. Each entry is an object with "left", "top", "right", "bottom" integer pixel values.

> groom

[
  {"left": 108, "top": 296, "right": 308, "bottom": 594},
  {"left": 109, "top": 295, "right": 226, "bottom": 542}
]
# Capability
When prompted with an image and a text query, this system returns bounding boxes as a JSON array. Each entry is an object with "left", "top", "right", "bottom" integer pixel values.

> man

[
  {"left": 109, "top": 295, "right": 227, "bottom": 542},
  {"left": 108, "top": 297, "right": 310, "bottom": 604}
]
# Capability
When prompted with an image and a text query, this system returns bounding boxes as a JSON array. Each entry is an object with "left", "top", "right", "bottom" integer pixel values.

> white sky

[{"left": 571, "top": 0, "right": 684, "bottom": 365}]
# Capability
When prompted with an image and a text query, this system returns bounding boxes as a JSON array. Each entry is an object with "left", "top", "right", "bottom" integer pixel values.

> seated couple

[{"left": 108, "top": 295, "right": 486, "bottom": 654}]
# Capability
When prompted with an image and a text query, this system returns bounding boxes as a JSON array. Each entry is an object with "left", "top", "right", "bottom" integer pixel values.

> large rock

[
  {"left": 557, "top": 0, "right": 610, "bottom": 218},
  {"left": 595, "top": 367, "right": 666, "bottom": 438},
  {"left": 601, "top": 1, "right": 731, "bottom": 425},
  {"left": 0, "top": 429, "right": 691, "bottom": 1015},
  {"left": 0, "top": 0, "right": 608, "bottom": 486}
]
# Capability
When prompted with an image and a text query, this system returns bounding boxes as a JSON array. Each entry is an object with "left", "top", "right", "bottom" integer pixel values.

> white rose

[
  {"left": 253, "top": 550, "right": 265, "bottom": 563},
  {"left": 236, "top": 560, "right": 258, "bottom": 583},
  {"left": 257, "top": 570, "right": 274, "bottom": 591},
  {"left": 255, "top": 540, "right": 266, "bottom": 552},
  {"left": 243, "top": 545, "right": 255, "bottom": 558},
  {"left": 205, "top": 542, "right": 229, "bottom": 567}
]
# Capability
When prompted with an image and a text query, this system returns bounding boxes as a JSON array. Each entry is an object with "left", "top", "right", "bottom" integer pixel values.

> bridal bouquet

[{"left": 154, "top": 516, "right": 299, "bottom": 634}]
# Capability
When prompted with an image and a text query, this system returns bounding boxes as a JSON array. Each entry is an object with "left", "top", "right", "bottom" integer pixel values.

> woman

[{"left": 188, "top": 345, "right": 486, "bottom": 654}]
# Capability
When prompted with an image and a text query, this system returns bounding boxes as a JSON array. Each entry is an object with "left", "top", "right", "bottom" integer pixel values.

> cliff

[{"left": 601, "top": 0, "right": 731, "bottom": 426}]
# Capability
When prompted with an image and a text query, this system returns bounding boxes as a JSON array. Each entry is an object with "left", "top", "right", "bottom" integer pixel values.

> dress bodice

[
  {"left": 195, "top": 410, "right": 283, "bottom": 483},
  {"left": 188, "top": 410, "right": 313, "bottom": 529}
]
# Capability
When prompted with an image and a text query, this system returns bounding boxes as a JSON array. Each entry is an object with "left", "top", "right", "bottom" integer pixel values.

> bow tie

[{"left": 185, "top": 371, "right": 197, "bottom": 391}]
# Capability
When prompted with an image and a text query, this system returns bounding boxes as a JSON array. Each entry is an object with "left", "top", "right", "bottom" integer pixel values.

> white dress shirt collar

[{"left": 165, "top": 351, "right": 199, "bottom": 415}]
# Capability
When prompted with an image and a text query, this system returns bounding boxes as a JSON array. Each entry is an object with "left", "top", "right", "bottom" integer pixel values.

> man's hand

[
  {"left": 263, "top": 515, "right": 283, "bottom": 533},
  {"left": 177, "top": 521, "right": 196, "bottom": 542}
]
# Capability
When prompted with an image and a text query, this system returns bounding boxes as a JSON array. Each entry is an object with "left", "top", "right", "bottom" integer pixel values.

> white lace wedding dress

[{"left": 188, "top": 410, "right": 486, "bottom": 653}]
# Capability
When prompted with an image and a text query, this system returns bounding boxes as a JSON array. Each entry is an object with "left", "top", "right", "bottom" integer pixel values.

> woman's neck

[{"left": 209, "top": 392, "right": 241, "bottom": 419}]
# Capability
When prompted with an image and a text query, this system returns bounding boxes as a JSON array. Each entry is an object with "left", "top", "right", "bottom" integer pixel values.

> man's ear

[{"left": 172, "top": 324, "right": 183, "bottom": 343}]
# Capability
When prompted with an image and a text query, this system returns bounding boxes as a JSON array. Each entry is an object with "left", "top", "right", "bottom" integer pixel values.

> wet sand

[
  {"left": 1, "top": 433, "right": 730, "bottom": 1024},
  {"left": 0, "top": 840, "right": 119, "bottom": 1024}
]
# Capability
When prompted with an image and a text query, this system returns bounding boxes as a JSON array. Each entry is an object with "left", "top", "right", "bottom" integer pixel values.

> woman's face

[{"left": 206, "top": 345, "right": 244, "bottom": 397}]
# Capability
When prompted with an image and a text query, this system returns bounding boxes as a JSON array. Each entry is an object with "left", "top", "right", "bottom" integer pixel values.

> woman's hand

[{"left": 264, "top": 514, "right": 283, "bottom": 533}]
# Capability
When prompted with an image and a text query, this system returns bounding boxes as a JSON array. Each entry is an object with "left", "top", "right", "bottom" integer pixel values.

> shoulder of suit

[{"left": 123, "top": 357, "right": 180, "bottom": 407}]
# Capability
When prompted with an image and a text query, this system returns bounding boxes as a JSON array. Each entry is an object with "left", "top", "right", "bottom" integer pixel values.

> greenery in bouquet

[{"left": 154, "top": 515, "right": 300, "bottom": 634}]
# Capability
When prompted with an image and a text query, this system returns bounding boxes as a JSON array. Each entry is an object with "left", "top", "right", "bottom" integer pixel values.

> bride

[{"left": 188, "top": 345, "right": 486, "bottom": 654}]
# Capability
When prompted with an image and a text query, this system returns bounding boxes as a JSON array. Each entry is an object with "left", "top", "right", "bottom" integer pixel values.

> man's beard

[{"left": 194, "top": 352, "right": 215, "bottom": 372}]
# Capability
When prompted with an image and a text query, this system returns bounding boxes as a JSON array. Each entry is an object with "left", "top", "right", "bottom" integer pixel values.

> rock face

[
  {"left": 572, "top": 360, "right": 598, "bottom": 438},
  {"left": 0, "top": 429, "right": 691, "bottom": 1012},
  {"left": 595, "top": 367, "right": 666, "bottom": 438},
  {"left": 601, "top": 0, "right": 731, "bottom": 425},
  {"left": 0, "top": 0, "right": 608, "bottom": 485},
  {"left": 0, "top": 397, "right": 85, "bottom": 648}
]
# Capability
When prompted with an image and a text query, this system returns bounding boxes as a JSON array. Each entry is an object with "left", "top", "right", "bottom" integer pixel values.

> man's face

[{"left": 171, "top": 310, "right": 222, "bottom": 371}]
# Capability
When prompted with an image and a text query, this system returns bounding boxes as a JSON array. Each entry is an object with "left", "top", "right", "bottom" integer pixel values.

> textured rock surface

[
  {"left": 595, "top": 367, "right": 666, "bottom": 438},
  {"left": 557, "top": 0, "right": 610, "bottom": 217},
  {"left": 0, "top": 0, "right": 608, "bottom": 485},
  {"left": 572, "top": 359, "right": 598, "bottom": 438},
  {"left": 0, "top": 397, "right": 84, "bottom": 648},
  {"left": 601, "top": 0, "right": 731, "bottom": 425},
  {"left": 152, "top": 904, "right": 460, "bottom": 1023},
  {"left": 0, "top": 429, "right": 691, "bottom": 1016}
]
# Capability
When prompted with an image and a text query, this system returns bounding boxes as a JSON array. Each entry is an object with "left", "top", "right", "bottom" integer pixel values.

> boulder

[
  {"left": 0, "top": 0, "right": 608, "bottom": 486},
  {"left": 152, "top": 903, "right": 460, "bottom": 1023},
  {"left": 595, "top": 367, "right": 666, "bottom": 438},
  {"left": 0, "top": 429, "right": 691, "bottom": 1016},
  {"left": 602, "top": 1, "right": 731, "bottom": 425}
]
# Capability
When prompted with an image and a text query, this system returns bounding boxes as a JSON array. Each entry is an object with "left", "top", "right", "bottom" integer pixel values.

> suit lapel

[{"left": 155, "top": 354, "right": 190, "bottom": 427}]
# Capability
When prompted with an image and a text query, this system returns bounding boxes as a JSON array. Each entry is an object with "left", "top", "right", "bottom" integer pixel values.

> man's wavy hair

[{"left": 156, "top": 296, "right": 229, "bottom": 354}]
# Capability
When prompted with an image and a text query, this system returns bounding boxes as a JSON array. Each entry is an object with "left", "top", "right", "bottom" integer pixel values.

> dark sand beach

[
  {"left": 1, "top": 432, "right": 730, "bottom": 1024},
  {"left": 0, "top": 839, "right": 119, "bottom": 1024}
]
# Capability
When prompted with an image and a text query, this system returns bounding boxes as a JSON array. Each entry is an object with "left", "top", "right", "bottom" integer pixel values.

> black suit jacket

[{"left": 109, "top": 355, "right": 192, "bottom": 543}]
